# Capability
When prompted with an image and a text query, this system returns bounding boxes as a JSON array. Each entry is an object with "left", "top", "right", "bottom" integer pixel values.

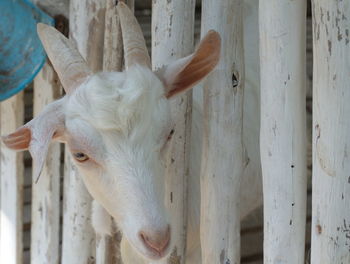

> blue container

[{"left": 0, "top": 0, "right": 53, "bottom": 101}]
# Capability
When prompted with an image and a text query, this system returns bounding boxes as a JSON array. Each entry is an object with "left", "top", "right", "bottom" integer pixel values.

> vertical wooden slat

[
  {"left": 311, "top": 1, "right": 350, "bottom": 263},
  {"left": 62, "top": 0, "right": 106, "bottom": 263},
  {"left": 259, "top": 1, "right": 307, "bottom": 263},
  {"left": 62, "top": 156, "right": 96, "bottom": 263},
  {"left": 0, "top": 93, "right": 24, "bottom": 264},
  {"left": 152, "top": 0, "right": 195, "bottom": 263},
  {"left": 126, "top": 0, "right": 134, "bottom": 13},
  {"left": 200, "top": 1, "right": 244, "bottom": 263},
  {"left": 103, "top": 0, "right": 123, "bottom": 73},
  {"left": 30, "top": 63, "right": 61, "bottom": 264},
  {"left": 95, "top": 235, "right": 107, "bottom": 264},
  {"left": 94, "top": 0, "right": 124, "bottom": 263}
]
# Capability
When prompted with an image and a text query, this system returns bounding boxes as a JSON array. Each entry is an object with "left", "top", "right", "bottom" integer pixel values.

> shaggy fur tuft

[{"left": 65, "top": 65, "right": 168, "bottom": 142}]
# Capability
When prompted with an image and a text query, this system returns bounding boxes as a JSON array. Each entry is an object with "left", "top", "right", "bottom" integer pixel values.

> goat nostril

[
  {"left": 139, "top": 225, "right": 170, "bottom": 256},
  {"left": 139, "top": 231, "right": 149, "bottom": 245}
]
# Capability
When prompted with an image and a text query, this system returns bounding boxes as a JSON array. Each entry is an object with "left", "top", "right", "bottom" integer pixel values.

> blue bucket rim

[{"left": 0, "top": 0, "right": 54, "bottom": 101}]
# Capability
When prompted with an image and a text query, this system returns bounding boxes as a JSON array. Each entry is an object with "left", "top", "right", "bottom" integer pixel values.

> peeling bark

[
  {"left": 259, "top": 1, "right": 307, "bottom": 263},
  {"left": 62, "top": 0, "right": 106, "bottom": 262},
  {"left": 0, "top": 93, "right": 24, "bottom": 264},
  {"left": 31, "top": 63, "right": 61, "bottom": 264},
  {"left": 200, "top": 1, "right": 244, "bottom": 263},
  {"left": 152, "top": 1, "right": 196, "bottom": 263},
  {"left": 311, "top": 1, "right": 350, "bottom": 263}
]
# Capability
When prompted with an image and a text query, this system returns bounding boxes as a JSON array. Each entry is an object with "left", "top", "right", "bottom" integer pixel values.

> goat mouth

[
  {"left": 127, "top": 236, "right": 170, "bottom": 261},
  {"left": 141, "top": 238, "right": 171, "bottom": 260}
]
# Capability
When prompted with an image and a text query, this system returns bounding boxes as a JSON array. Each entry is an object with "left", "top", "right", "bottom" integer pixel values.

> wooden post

[
  {"left": 0, "top": 93, "right": 24, "bottom": 264},
  {"left": 200, "top": 1, "right": 244, "bottom": 263},
  {"left": 311, "top": 1, "right": 350, "bottom": 263},
  {"left": 62, "top": 0, "right": 106, "bottom": 263},
  {"left": 152, "top": 0, "right": 195, "bottom": 262},
  {"left": 62, "top": 156, "right": 96, "bottom": 263},
  {"left": 94, "top": 0, "right": 124, "bottom": 263},
  {"left": 259, "top": 0, "right": 307, "bottom": 262},
  {"left": 259, "top": 1, "right": 307, "bottom": 263},
  {"left": 103, "top": 0, "right": 123, "bottom": 73},
  {"left": 30, "top": 63, "right": 61, "bottom": 264}
]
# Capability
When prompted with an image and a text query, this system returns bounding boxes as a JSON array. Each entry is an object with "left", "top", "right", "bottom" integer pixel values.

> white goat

[{"left": 3, "top": 1, "right": 262, "bottom": 263}]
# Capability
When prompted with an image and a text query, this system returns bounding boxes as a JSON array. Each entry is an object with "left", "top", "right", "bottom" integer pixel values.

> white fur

[
  {"left": 65, "top": 66, "right": 169, "bottom": 136},
  {"left": 62, "top": 65, "right": 173, "bottom": 260}
]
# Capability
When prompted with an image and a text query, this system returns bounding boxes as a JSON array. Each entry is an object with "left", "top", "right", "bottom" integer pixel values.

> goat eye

[{"left": 73, "top": 152, "right": 89, "bottom": 162}]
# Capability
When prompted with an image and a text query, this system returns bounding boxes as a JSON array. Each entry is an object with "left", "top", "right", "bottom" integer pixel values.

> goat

[{"left": 3, "top": 1, "right": 262, "bottom": 263}]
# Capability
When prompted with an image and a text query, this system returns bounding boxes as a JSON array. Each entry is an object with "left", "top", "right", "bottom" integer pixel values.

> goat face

[
  {"left": 64, "top": 68, "right": 173, "bottom": 259},
  {"left": 2, "top": 2, "right": 220, "bottom": 260}
]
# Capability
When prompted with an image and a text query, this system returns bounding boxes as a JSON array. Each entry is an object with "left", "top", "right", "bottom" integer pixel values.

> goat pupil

[{"left": 74, "top": 152, "right": 87, "bottom": 160}]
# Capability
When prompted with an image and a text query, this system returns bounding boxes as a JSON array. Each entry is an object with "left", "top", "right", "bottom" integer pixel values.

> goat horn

[
  {"left": 37, "top": 23, "right": 92, "bottom": 94},
  {"left": 117, "top": 2, "right": 151, "bottom": 69}
]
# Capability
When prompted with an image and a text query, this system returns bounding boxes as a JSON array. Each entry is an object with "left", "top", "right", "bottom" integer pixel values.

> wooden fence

[{"left": 0, "top": 0, "right": 349, "bottom": 263}]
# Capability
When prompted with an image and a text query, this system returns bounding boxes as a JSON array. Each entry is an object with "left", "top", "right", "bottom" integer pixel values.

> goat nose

[{"left": 139, "top": 225, "right": 170, "bottom": 256}]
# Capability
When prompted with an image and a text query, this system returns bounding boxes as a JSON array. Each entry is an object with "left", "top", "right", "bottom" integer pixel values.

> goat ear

[
  {"left": 2, "top": 99, "right": 65, "bottom": 183},
  {"left": 157, "top": 30, "right": 221, "bottom": 98}
]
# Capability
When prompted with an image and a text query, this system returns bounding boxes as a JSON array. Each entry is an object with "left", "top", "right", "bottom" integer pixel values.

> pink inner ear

[
  {"left": 165, "top": 30, "right": 221, "bottom": 98},
  {"left": 2, "top": 127, "right": 32, "bottom": 150}
]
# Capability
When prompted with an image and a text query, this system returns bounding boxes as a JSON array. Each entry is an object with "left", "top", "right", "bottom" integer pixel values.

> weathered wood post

[
  {"left": 0, "top": 93, "right": 24, "bottom": 264},
  {"left": 200, "top": 1, "right": 244, "bottom": 263},
  {"left": 94, "top": 0, "right": 124, "bottom": 263},
  {"left": 259, "top": 1, "right": 307, "bottom": 263},
  {"left": 311, "top": 1, "right": 350, "bottom": 263},
  {"left": 103, "top": 0, "right": 123, "bottom": 74},
  {"left": 259, "top": 0, "right": 306, "bottom": 264},
  {"left": 62, "top": 0, "right": 106, "bottom": 263},
  {"left": 152, "top": 0, "right": 195, "bottom": 262},
  {"left": 30, "top": 63, "right": 61, "bottom": 264}
]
